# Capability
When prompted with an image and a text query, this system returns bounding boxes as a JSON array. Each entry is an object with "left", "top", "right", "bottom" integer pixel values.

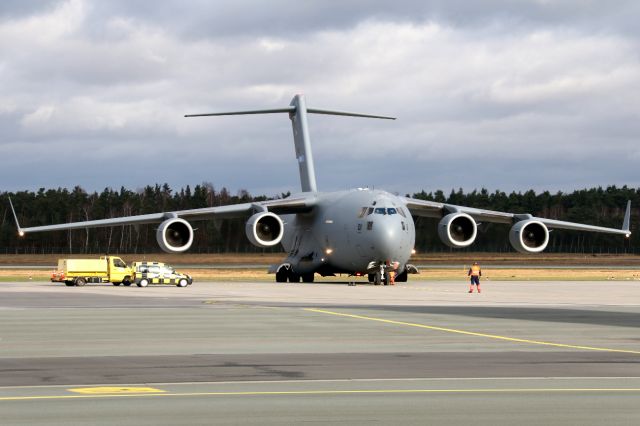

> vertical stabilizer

[
  {"left": 288, "top": 95, "right": 317, "bottom": 193},
  {"left": 185, "top": 95, "right": 395, "bottom": 194}
]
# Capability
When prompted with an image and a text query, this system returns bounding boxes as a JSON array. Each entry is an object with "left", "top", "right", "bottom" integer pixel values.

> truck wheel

[
  {"left": 75, "top": 277, "right": 86, "bottom": 287},
  {"left": 122, "top": 276, "right": 131, "bottom": 286},
  {"left": 137, "top": 279, "right": 149, "bottom": 288},
  {"left": 65, "top": 281, "right": 74, "bottom": 287},
  {"left": 112, "top": 282, "right": 121, "bottom": 286},
  {"left": 177, "top": 279, "right": 188, "bottom": 287},
  {"left": 301, "top": 273, "right": 314, "bottom": 283}
]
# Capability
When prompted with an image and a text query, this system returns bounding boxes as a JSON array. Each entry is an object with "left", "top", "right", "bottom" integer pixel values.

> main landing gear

[{"left": 275, "top": 266, "right": 314, "bottom": 283}]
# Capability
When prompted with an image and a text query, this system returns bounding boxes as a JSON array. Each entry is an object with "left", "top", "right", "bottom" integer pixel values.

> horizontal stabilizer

[
  {"left": 185, "top": 107, "right": 295, "bottom": 117},
  {"left": 185, "top": 105, "right": 395, "bottom": 120},
  {"left": 306, "top": 108, "right": 395, "bottom": 120}
]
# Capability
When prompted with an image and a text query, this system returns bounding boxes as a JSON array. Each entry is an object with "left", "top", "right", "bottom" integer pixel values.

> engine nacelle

[
  {"left": 437, "top": 212, "right": 477, "bottom": 248},
  {"left": 245, "top": 212, "right": 284, "bottom": 248},
  {"left": 156, "top": 218, "right": 194, "bottom": 253},
  {"left": 509, "top": 220, "right": 549, "bottom": 253}
]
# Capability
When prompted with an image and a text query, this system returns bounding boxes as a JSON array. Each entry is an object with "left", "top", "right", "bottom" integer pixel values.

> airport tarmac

[{"left": 1, "top": 279, "right": 639, "bottom": 425}]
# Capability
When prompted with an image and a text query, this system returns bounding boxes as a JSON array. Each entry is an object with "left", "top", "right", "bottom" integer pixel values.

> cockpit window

[
  {"left": 358, "top": 207, "right": 375, "bottom": 217},
  {"left": 387, "top": 208, "right": 397, "bottom": 215},
  {"left": 397, "top": 207, "right": 407, "bottom": 218},
  {"left": 374, "top": 207, "right": 386, "bottom": 215}
]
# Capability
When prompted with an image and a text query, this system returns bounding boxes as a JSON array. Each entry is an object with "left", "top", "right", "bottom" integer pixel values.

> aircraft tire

[
  {"left": 288, "top": 273, "right": 301, "bottom": 283},
  {"left": 275, "top": 269, "right": 288, "bottom": 283},
  {"left": 367, "top": 273, "right": 375, "bottom": 283},
  {"left": 373, "top": 272, "right": 382, "bottom": 285},
  {"left": 301, "top": 273, "right": 314, "bottom": 283},
  {"left": 394, "top": 269, "right": 408, "bottom": 282}
]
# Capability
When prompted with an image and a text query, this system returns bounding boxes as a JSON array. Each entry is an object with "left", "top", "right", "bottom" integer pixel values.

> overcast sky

[{"left": 1, "top": 0, "right": 639, "bottom": 197}]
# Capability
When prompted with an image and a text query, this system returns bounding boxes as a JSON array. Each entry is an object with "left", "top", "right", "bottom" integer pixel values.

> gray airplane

[{"left": 10, "top": 95, "right": 632, "bottom": 284}]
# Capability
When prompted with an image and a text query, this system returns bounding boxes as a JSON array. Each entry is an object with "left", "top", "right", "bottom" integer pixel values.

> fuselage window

[
  {"left": 374, "top": 207, "right": 386, "bottom": 215},
  {"left": 387, "top": 208, "right": 397, "bottom": 215},
  {"left": 357, "top": 223, "right": 362, "bottom": 231}
]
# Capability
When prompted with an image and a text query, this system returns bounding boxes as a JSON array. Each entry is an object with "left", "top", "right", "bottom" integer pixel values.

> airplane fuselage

[{"left": 280, "top": 188, "right": 415, "bottom": 275}]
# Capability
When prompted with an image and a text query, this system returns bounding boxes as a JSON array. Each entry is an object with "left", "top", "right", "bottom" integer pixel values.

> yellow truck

[{"left": 51, "top": 256, "right": 133, "bottom": 287}]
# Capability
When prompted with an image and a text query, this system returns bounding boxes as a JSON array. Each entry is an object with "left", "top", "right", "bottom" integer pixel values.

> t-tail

[{"left": 185, "top": 94, "right": 395, "bottom": 193}]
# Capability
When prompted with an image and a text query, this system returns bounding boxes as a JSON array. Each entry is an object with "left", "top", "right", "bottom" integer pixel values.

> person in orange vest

[{"left": 468, "top": 262, "right": 482, "bottom": 293}]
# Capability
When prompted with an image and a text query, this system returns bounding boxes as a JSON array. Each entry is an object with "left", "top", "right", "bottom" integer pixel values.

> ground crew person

[{"left": 468, "top": 261, "right": 481, "bottom": 293}]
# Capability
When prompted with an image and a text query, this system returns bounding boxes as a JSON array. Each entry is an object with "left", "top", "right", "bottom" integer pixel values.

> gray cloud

[{"left": 1, "top": 0, "right": 639, "bottom": 197}]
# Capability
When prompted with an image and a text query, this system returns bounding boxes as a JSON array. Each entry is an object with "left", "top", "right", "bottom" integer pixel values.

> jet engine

[
  {"left": 509, "top": 220, "right": 549, "bottom": 253},
  {"left": 437, "top": 212, "right": 477, "bottom": 248},
  {"left": 245, "top": 212, "right": 284, "bottom": 248},
  {"left": 156, "top": 218, "right": 194, "bottom": 253}
]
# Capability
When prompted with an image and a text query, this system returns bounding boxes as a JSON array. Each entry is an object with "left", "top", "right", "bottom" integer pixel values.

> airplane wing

[
  {"left": 402, "top": 197, "right": 631, "bottom": 236},
  {"left": 10, "top": 194, "right": 317, "bottom": 235}
]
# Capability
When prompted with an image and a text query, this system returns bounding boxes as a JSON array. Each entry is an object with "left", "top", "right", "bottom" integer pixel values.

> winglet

[
  {"left": 622, "top": 200, "right": 631, "bottom": 237},
  {"left": 8, "top": 197, "right": 25, "bottom": 237}
]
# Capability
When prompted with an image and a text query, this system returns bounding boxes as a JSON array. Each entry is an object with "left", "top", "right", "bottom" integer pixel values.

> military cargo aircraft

[{"left": 10, "top": 95, "right": 631, "bottom": 284}]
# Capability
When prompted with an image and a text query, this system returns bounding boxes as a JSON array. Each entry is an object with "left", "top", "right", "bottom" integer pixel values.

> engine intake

[
  {"left": 438, "top": 212, "right": 477, "bottom": 248},
  {"left": 246, "top": 212, "right": 284, "bottom": 248},
  {"left": 509, "top": 220, "right": 549, "bottom": 253},
  {"left": 156, "top": 218, "right": 194, "bottom": 253}
]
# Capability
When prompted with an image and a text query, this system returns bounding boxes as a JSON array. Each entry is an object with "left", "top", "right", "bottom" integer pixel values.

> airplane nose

[{"left": 369, "top": 219, "right": 403, "bottom": 261}]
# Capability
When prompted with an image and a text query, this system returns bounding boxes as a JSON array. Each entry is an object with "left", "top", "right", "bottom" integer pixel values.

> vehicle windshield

[{"left": 113, "top": 259, "right": 127, "bottom": 268}]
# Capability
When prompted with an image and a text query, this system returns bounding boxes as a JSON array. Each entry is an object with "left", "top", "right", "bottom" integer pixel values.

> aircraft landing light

[{"left": 325, "top": 248, "right": 333, "bottom": 255}]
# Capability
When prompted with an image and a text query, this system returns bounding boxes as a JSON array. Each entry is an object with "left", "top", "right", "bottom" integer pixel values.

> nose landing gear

[{"left": 368, "top": 264, "right": 392, "bottom": 285}]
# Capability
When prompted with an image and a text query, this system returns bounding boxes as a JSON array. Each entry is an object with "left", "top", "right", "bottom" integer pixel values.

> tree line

[{"left": 1, "top": 184, "right": 637, "bottom": 254}]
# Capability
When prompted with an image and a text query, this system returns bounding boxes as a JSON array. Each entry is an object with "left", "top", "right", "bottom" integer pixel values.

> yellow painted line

[
  {"left": 304, "top": 308, "right": 640, "bottom": 355},
  {"left": 68, "top": 387, "right": 165, "bottom": 395},
  {"left": 2, "top": 388, "right": 640, "bottom": 401}
]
